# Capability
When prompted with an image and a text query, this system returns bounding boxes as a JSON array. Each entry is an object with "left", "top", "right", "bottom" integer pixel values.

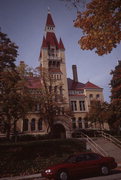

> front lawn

[{"left": 0, "top": 139, "right": 86, "bottom": 177}]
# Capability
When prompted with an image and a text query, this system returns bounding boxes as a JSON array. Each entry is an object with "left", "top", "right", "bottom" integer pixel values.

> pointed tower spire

[
  {"left": 59, "top": 38, "right": 65, "bottom": 50},
  {"left": 41, "top": 36, "right": 47, "bottom": 48},
  {"left": 45, "top": 9, "right": 55, "bottom": 28}
]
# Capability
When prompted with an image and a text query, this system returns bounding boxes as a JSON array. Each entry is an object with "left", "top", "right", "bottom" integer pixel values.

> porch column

[{"left": 28, "top": 119, "right": 31, "bottom": 132}]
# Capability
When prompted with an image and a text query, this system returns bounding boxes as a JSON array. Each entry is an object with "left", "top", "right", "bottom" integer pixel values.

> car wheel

[
  {"left": 57, "top": 170, "right": 69, "bottom": 180},
  {"left": 100, "top": 165, "right": 110, "bottom": 176}
]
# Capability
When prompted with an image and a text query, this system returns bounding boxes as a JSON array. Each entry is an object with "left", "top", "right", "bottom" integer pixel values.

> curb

[
  {"left": 0, "top": 173, "right": 42, "bottom": 180},
  {"left": 1, "top": 164, "right": 121, "bottom": 180},
  {"left": 118, "top": 163, "right": 121, "bottom": 167}
]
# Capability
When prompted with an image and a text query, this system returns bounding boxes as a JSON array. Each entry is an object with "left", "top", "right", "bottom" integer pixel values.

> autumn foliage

[
  {"left": 110, "top": 61, "right": 121, "bottom": 101},
  {"left": 74, "top": 0, "right": 121, "bottom": 55},
  {"left": 0, "top": 32, "right": 33, "bottom": 140}
]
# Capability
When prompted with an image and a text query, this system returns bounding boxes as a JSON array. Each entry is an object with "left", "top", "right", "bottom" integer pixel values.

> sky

[{"left": 0, "top": 0, "right": 121, "bottom": 102}]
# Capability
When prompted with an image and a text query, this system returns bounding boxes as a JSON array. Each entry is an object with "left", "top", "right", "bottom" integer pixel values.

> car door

[
  {"left": 83, "top": 153, "right": 101, "bottom": 175},
  {"left": 71, "top": 154, "right": 89, "bottom": 177},
  {"left": 64, "top": 154, "right": 88, "bottom": 177}
]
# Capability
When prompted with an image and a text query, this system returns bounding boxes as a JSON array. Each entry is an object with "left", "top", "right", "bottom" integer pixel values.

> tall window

[
  {"left": 49, "top": 86, "right": 52, "bottom": 93},
  {"left": 61, "top": 107, "right": 64, "bottom": 115},
  {"left": 0, "top": 120, "right": 6, "bottom": 133},
  {"left": 60, "top": 86, "right": 63, "bottom": 95},
  {"left": 54, "top": 86, "right": 57, "bottom": 94},
  {"left": 84, "top": 118, "right": 88, "bottom": 128},
  {"left": 96, "top": 94, "right": 100, "bottom": 99},
  {"left": 79, "top": 101, "right": 85, "bottom": 111},
  {"left": 78, "top": 117, "right": 82, "bottom": 129},
  {"left": 71, "top": 101, "right": 77, "bottom": 111},
  {"left": 89, "top": 94, "right": 93, "bottom": 99},
  {"left": 35, "top": 104, "right": 40, "bottom": 111},
  {"left": 72, "top": 118, "right": 76, "bottom": 129},
  {"left": 31, "top": 118, "right": 35, "bottom": 131},
  {"left": 23, "top": 119, "right": 28, "bottom": 131},
  {"left": 38, "top": 119, "right": 42, "bottom": 130},
  {"left": 48, "top": 48, "right": 54, "bottom": 56},
  {"left": 57, "top": 62, "right": 60, "bottom": 68}
]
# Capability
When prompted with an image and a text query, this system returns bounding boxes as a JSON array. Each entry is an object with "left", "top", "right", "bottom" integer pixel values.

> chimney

[{"left": 72, "top": 65, "right": 78, "bottom": 82}]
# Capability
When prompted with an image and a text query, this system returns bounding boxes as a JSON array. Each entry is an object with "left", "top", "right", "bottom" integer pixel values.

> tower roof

[
  {"left": 59, "top": 38, "right": 65, "bottom": 50},
  {"left": 41, "top": 36, "right": 47, "bottom": 48},
  {"left": 45, "top": 11, "right": 55, "bottom": 27},
  {"left": 46, "top": 32, "right": 59, "bottom": 49},
  {"left": 41, "top": 10, "right": 65, "bottom": 50}
]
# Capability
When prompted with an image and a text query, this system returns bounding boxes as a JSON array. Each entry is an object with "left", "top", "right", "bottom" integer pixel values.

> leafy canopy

[
  {"left": 73, "top": 0, "right": 121, "bottom": 55},
  {"left": 0, "top": 32, "right": 33, "bottom": 139}
]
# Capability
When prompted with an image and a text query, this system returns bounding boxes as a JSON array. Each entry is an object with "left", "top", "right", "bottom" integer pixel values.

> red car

[{"left": 42, "top": 152, "right": 117, "bottom": 180}]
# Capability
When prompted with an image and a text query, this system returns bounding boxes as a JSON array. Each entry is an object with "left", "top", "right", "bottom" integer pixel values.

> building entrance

[{"left": 53, "top": 124, "right": 66, "bottom": 139}]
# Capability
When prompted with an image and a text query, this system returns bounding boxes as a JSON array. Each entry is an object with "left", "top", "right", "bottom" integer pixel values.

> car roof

[{"left": 73, "top": 152, "right": 102, "bottom": 156}]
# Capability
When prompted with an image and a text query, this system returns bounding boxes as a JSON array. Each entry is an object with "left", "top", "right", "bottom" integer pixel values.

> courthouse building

[{"left": 2, "top": 10, "right": 104, "bottom": 138}]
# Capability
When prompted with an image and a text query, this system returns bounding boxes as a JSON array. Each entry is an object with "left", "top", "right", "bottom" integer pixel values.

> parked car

[{"left": 42, "top": 152, "right": 117, "bottom": 180}]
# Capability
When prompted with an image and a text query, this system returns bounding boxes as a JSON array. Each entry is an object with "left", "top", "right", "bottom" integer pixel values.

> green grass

[{"left": 0, "top": 139, "right": 86, "bottom": 177}]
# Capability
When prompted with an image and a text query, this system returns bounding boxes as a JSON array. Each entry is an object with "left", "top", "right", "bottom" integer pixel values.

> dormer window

[
  {"left": 89, "top": 94, "right": 93, "bottom": 98},
  {"left": 48, "top": 48, "right": 55, "bottom": 56},
  {"left": 96, "top": 94, "right": 100, "bottom": 99}
]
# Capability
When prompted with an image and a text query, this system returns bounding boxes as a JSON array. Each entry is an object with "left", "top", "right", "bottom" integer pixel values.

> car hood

[{"left": 44, "top": 162, "right": 68, "bottom": 171}]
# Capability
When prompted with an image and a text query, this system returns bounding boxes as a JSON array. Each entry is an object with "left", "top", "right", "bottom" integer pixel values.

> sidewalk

[
  {"left": 0, "top": 163, "right": 121, "bottom": 180},
  {"left": 0, "top": 173, "right": 42, "bottom": 180},
  {"left": 117, "top": 162, "right": 121, "bottom": 170}
]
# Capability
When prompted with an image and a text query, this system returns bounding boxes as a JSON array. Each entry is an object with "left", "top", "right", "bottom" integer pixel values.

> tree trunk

[
  {"left": 6, "top": 124, "right": 11, "bottom": 141},
  {"left": 13, "top": 121, "right": 18, "bottom": 143}
]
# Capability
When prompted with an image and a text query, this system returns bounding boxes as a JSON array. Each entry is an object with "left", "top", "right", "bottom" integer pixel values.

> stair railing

[
  {"left": 81, "top": 132, "right": 109, "bottom": 157},
  {"left": 97, "top": 131, "right": 121, "bottom": 149}
]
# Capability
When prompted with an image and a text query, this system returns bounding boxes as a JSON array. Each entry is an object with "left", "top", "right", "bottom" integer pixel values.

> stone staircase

[{"left": 93, "top": 137, "right": 121, "bottom": 163}]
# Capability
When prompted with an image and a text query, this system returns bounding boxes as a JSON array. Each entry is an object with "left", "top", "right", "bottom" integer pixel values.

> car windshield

[
  {"left": 64, "top": 155, "right": 76, "bottom": 163},
  {"left": 64, "top": 153, "right": 102, "bottom": 163}
]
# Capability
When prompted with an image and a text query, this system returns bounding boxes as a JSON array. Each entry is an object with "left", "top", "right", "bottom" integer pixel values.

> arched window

[
  {"left": 79, "top": 101, "right": 85, "bottom": 111},
  {"left": 60, "top": 86, "right": 63, "bottom": 95},
  {"left": 38, "top": 119, "right": 42, "bottom": 130},
  {"left": 72, "top": 118, "right": 76, "bottom": 129},
  {"left": 54, "top": 86, "right": 57, "bottom": 94},
  {"left": 84, "top": 117, "right": 88, "bottom": 128},
  {"left": 23, "top": 119, "right": 28, "bottom": 131},
  {"left": 31, "top": 118, "right": 35, "bottom": 131},
  {"left": 0, "top": 119, "right": 6, "bottom": 133},
  {"left": 78, "top": 117, "right": 82, "bottom": 129}
]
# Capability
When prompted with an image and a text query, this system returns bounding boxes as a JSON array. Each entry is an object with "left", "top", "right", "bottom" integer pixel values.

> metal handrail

[
  {"left": 81, "top": 132, "right": 109, "bottom": 157},
  {"left": 98, "top": 131, "right": 121, "bottom": 149}
]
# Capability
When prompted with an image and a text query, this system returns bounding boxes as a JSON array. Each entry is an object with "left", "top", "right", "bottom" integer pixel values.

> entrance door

[{"left": 53, "top": 124, "right": 66, "bottom": 139}]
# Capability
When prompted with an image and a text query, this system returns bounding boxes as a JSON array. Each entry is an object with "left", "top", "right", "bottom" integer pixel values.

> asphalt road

[
  {"left": 40, "top": 170, "right": 121, "bottom": 180},
  {"left": 1, "top": 170, "right": 121, "bottom": 180},
  {"left": 81, "top": 173, "right": 121, "bottom": 180},
  {"left": 79, "top": 170, "right": 121, "bottom": 180}
]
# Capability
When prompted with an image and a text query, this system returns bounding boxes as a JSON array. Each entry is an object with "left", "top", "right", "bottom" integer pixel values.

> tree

[
  {"left": 34, "top": 67, "right": 72, "bottom": 138},
  {"left": 109, "top": 60, "right": 121, "bottom": 134},
  {"left": 110, "top": 61, "right": 121, "bottom": 101},
  {"left": 86, "top": 100, "right": 108, "bottom": 129},
  {"left": 73, "top": 0, "right": 121, "bottom": 55},
  {"left": 0, "top": 32, "right": 32, "bottom": 141}
]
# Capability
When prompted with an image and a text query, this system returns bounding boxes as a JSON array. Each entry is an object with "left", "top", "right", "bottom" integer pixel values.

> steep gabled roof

[
  {"left": 46, "top": 32, "right": 59, "bottom": 49},
  {"left": 41, "top": 36, "right": 47, "bottom": 48},
  {"left": 59, "top": 38, "right": 65, "bottom": 50},
  {"left": 67, "top": 78, "right": 85, "bottom": 90},
  {"left": 46, "top": 12, "right": 55, "bottom": 27},
  {"left": 67, "top": 79, "right": 102, "bottom": 90},
  {"left": 84, "top": 81, "right": 102, "bottom": 89}
]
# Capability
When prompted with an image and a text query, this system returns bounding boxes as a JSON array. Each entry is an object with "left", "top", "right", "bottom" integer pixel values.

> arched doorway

[{"left": 53, "top": 124, "right": 66, "bottom": 139}]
